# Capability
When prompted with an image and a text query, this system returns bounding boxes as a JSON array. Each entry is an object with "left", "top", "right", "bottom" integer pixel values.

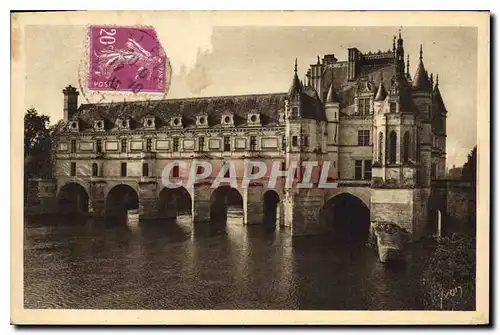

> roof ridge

[{"left": 79, "top": 92, "right": 288, "bottom": 108}]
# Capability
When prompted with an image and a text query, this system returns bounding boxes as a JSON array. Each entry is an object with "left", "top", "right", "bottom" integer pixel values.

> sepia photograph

[{"left": 11, "top": 11, "right": 490, "bottom": 325}]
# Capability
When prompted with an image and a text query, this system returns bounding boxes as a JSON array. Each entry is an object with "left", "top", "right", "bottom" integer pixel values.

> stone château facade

[{"left": 36, "top": 33, "right": 465, "bottom": 240}]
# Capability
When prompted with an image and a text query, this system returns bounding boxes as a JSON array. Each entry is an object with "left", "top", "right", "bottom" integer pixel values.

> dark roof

[
  {"left": 325, "top": 80, "right": 340, "bottom": 104},
  {"left": 433, "top": 77, "right": 447, "bottom": 113},
  {"left": 374, "top": 79, "right": 387, "bottom": 101},
  {"left": 71, "top": 93, "right": 287, "bottom": 131}
]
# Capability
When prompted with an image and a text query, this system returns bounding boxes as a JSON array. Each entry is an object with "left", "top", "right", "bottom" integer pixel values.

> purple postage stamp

[{"left": 89, "top": 26, "right": 168, "bottom": 94}]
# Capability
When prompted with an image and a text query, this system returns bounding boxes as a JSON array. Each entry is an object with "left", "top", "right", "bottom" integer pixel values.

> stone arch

[
  {"left": 319, "top": 192, "right": 370, "bottom": 243},
  {"left": 428, "top": 190, "right": 447, "bottom": 236},
  {"left": 210, "top": 186, "right": 243, "bottom": 225},
  {"left": 263, "top": 190, "right": 280, "bottom": 228},
  {"left": 157, "top": 186, "right": 192, "bottom": 219},
  {"left": 57, "top": 182, "right": 89, "bottom": 215},
  {"left": 106, "top": 184, "right": 139, "bottom": 218}
]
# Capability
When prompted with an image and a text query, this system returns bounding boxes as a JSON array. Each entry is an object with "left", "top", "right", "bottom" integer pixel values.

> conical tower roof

[
  {"left": 374, "top": 73, "right": 387, "bottom": 101},
  {"left": 433, "top": 74, "right": 447, "bottom": 113},
  {"left": 325, "top": 75, "right": 340, "bottom": 104},
  {"left": 288, "top": 58, "right": 303, "bottom": 96},
  {"left": 412, "top": 45, "right": 432, "bottom": 92}
]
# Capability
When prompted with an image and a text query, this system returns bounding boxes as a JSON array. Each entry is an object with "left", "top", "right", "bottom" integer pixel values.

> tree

[
  {"left": 461, "top": 146, "right": 477, "bottom": 183},
  {"left": 24, "top": 108, "right": 53, "bottom": 179}
]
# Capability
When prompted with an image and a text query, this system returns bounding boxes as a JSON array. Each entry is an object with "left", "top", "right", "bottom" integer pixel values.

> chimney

[{"left": 63, "top": 85, "right": 79, "bottom": 120}]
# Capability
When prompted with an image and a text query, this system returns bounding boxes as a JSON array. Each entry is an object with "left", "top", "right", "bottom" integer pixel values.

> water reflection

[{"left": 24, "top": 214, "right": 427, "bottom": 310}]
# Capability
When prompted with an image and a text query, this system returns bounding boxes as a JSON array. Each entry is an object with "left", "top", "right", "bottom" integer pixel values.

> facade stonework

[{"left": 40, "top": 33, "right": 465, "bottom": 240}]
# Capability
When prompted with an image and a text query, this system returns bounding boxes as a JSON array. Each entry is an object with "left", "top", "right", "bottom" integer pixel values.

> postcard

[{"left": 11, "top": 11, "right": 490, "bottom": 325}]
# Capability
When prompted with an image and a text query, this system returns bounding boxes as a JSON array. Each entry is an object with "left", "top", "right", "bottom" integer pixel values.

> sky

[{"left": 24, "top": 24, "right": 477, "bottom": 168}]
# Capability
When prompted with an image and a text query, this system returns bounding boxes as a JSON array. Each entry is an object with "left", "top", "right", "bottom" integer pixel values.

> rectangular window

[
  {"left": 292, "top": 136, "right": 298, "bottom": 147},
  {"left": 364, "top": 160, "right": 372, "bottom": 180},
  {"left": 173, "top": 138, "right": 179, "bottom": 152},
  {"left": 282, "top": 135, "right": 286, "bottom": 151},
  {"left": 70, "top": 162, "right": 76, "bottom": 176},
  {"left": 358, "top": 97, "right": 371, "bottom": 115},
  {"left": 224, "top": 136, "right": 231, "bottom": 152},
  {"left": 390, "top": 102, "right": 397, "bottom": 113},
  {"left": 121, "top": 139, "right": 127, "bottom": 153},
  {"left": 142, "top": 163, "right": 149, "bottom": 177},
  {"left": 121, "top": 162, "right": 127, "bottom": 177},
  {"left": 70, "top": 140, "right": 76, "bottom": 153},
  {"left": 92, "top": 163, "right": 98, "bottom": 177},
  {"left": 354, "top": 160, "right": 363, "bottom": 180},
  {"left": 146, "top": 138, "right": 152, "bottom": 152},
  {"left": 172, "top": 165, "right": 179, "bottom": 178},
  {"left": 281, "top": 161, "right": 286, "bottom": 171},
  {"left": 250, "top": 136, "right": 257, "bottom": 151},
  {"left": 199, "top": 137, "right": 205, "bottom": 151},
  {"left": 357, "top": 130, "right": 370, "bottom": 146},
  {"left": 96, "top": 139, "right": 102, "bottom": 153},
  {"left": 303, "top": 135, "right": 309, "bottom": 147}
]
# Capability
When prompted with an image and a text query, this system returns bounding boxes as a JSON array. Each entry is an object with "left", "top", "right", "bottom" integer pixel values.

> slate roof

[{"left": 70, "top": 93, "right": 287, "bottom": 131}]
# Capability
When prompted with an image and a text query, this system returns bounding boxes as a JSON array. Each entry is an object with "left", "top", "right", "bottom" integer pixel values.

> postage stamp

[{"left": 88, "top": 26, "right": 168, "bottom": 94}]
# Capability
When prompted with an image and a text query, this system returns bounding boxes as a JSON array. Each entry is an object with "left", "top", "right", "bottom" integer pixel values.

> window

[
  {"left": 70, "top": 162, "right": 76, "bottom": 176},
  {"left": 121, "top": 162, "right": 127, "bottom": 177},
  {"left": 333, "top": 161, "right": 336, "bottom": 168},
  {"left": 364, "top": 160, "right": 372, "bottom": 180},
  {"left": 390, "top": 102, "right": 397, "bottom": 113},
  {"left": 172, "top": 165, "right": 179, "bottom": 178},
  {"left": 146, "top": 138, "right": 152, "bottom": 152},
  {"left": 378, "top": 132, "right": 384, "bottom": 163},
  {"left": 199, "top": 137, "right": 205, "bottom": 151},
  {"left": 96, "top": 140, "right": 102, "bottom": 153},
  {"left": 281, "top": 162, "right": 286, "bottom": 171},
  {"left": 431, "top": 163, "right": 437, "bottom": 179},
  {"left": 197, "top": 165, "right": 204, "bottom": 175},
  {"left": 70, "top": 140, "right": 76, "bottom": 153},
  {"left": 121, "top": 139, "right": 127, "bottom": 153},
  {"left": 416, "top": 131, "right": 421, "bottom": 161},
  {"left": 303, "top": 135, "right": 309, "bottom": 147},
  {"left": 358, "top": 130, "right": 370, "bottom": 146},
  {"left": 173, "top": 138, "right": 179, "bottom": 152},
  {"left": 92, "top": 163, "right": 98, "bottom": 177},
  {"left": 358, "top": 97, "right": 370, "bottom": 115},
  {"left": 142, "top": 163, "right": 149, "bottom": 177},
  {"left": 389, "top": 131, "right": 397, "bottom": 164},
  {"left": 354, "top": 160, "right": 363, "bottom": 179},
  {"left": 292, "top": 136, "right": 298, "bottom": 147},
  {"left": 282, "top": 135, "right": 286, "bottom": 151},
  {"left": 403, "top": 131, "right": 411, "bottom": 163},
  {"left": 250, "top": 136, "right": 257, "bottom": 151},
  {"left": 224, "top": 136, "right": 231, "bottom": 152}
]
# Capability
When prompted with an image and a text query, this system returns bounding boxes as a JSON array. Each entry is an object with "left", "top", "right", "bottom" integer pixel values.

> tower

[
  {"left": 412, "top": 44, "right": 433, "bottom": 188},
  {"left": 324, "top": 74, "right": 340, "bottom": 179},
  {"left": 432, "top": 74, "right": 448, "bottom": 178},
  {"left": 63, "top": 85, "right": 79, "bottom": 121}
]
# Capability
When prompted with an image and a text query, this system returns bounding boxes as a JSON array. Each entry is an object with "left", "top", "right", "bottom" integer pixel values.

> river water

[{"left": 24, "top": 214, "right": 432, "bottom": 310}]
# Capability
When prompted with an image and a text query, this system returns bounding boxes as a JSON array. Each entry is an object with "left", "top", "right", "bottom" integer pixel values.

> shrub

[{"left": 420, "top": 233, "right": 476, "bottom": 310}]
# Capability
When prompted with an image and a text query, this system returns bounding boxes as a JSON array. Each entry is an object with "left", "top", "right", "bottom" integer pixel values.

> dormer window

[
  {"left": 222, "top": 114, "right": 234, "bottom": 127},
  {"left": 68, "top": 120, "right": 79, "bottom": 132},
  {"left": 94, "top": 120, "right": 104, "bottom": 131},
  {"left": 117, "top": 118, "right": 130, "bottom": 130},
  {"left": 196, "top": 115, "right": 208, "bottom": 127},
  {"left": 143, "top": 117, "right": 155, "bottom": 129},
  {"left": 171, "top": 116, "right": 182, "bottom": 128},
  {"left": 390, "top": 102, "right": 397, "bottom": 113},
  {"left": 247, "top": 112, "right": 261, "bottom": 125}
]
